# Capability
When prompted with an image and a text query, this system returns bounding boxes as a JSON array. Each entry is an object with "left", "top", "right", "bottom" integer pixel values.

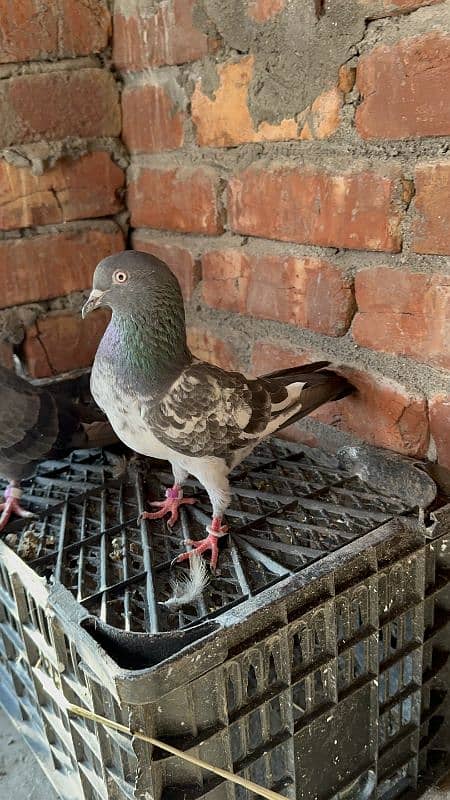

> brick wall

[
  {"left": 0, "top": 0, "right": 126, "bottom": 377},
  {"left": 2, "top": 1, "right": 450, "bottom": 465}
]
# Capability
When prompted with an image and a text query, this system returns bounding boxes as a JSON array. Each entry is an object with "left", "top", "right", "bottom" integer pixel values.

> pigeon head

[
  {"left": 82, "top": 250, "right": 184, "bottom": 318},
  {"left": 82, "top": 250, "right": 191, "bottom": 390}
]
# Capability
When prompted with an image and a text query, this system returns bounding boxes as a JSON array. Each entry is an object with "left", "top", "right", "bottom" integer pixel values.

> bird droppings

[
  {"left": 17, "top": 526, "right": 40, "bottom": 561},
  {"left": 109, "top": 537, "right": 125, "bottom": 562},
  {"left": 4, "top": 533, "right": 17, "bottom": 549}
]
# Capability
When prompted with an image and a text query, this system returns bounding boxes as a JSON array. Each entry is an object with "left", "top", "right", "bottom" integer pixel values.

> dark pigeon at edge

[{"left": 0, "top": 364, "right": 117, "bottom": 530}]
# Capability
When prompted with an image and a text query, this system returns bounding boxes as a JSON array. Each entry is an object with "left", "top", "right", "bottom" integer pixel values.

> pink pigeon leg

[
  {"left": 175, "top": 516, "right": 228, "bottom": 572},
  {"left": 139, "top": 485, "right": 196, "bottom": 527},
  {"left": 0, "top": 484, "right": 35, "bottom": 532}
]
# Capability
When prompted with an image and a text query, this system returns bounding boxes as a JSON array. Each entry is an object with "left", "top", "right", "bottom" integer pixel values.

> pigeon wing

[
  {"left": 0, "top": 366, "right": 59, "bottom": 470},
  {"left": 145, "top": 361, "right": 293, "bottom": 459}
]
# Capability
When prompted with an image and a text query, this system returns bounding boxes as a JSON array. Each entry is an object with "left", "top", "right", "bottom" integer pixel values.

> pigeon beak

[{"left": 81, "top": 289, "right": 106, "bottom": 318}]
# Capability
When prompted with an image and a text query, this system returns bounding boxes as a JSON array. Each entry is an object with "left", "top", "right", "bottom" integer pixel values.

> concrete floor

[
  {"left": 0, "top": 707, "right": 58, "bottom": 799},
  {"left": 0, "top": 707, "right": 449, "bottom": 799}
]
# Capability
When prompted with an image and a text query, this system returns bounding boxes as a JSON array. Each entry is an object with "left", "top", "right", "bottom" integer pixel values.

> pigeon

[
  {"left": 0, "top": 364, "right": 117, "bottom": 530},
  {"left": 82, "top": 250, "right": 353, "bottom": 570}
]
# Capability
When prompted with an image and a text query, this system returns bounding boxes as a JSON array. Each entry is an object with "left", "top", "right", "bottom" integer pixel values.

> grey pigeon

[
  {"left": 0, "top": 365, "right": 117, "bottom": 530},
  {"left": 82, "top": 250, "right": 353, "bottom": 570}
]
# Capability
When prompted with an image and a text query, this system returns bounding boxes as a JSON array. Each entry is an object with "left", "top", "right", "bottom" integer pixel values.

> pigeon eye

[{"left": 113, "top": 270, "right": 128, "bottom": 284}]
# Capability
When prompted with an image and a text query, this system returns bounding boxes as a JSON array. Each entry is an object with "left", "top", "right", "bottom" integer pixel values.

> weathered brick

[
  {"left": 22, "top": 310, "right": 109, "bottom": 378},
  {"left": 247, "top": 0, "right": 285, "bottom": 21},
  {"left": 0, "top": 227, "right": 124, "bottom": 309},
  {"left": 356, "top": 33, "right": 450, "bottom": 139},
  {"left": 251, "top": 341, "right": 429, "bottom": 456},
  {"left": 113, "top": 0, "right": 215, "bottom": 70},
  {"left": 122, "top": 83, "right": 185, "bottom": 154},
  {"left": 128, "top": 166, "right": 223, "bottom": 234},
  {"left": 299, "top": 88, "right": 343, "bottom": 141},
  {"left": 318, "top": 368, "right": 429, "bottom": 457},
  {"left": 132, "top": 234, "right": 199, "bottom": 300},
  {"left": 412, "top": 162, "right": 450, "bottom": 255},
  {"left": 0, "top": 152, "right": 124, "bottom": 230},
  {"left": 0, "top": 0, "right": 111, "bottom": 63},
  {"left": 202, "top": 249, "right": 354, "bottom": 336},
  {"left": 228, "top": 163, "right": 404, "bottom": 251},
  {"left": 247, "top": 255, "right": 353, "bottom": 335},
  {"left": 353, "top": 267, "right": 450, "bottom": 369},
  {"left": 429, "top": 394, "right": 450, "bottom": 469},
  {"left": 0, "top": 69, "right": 120, "bottom": 147},
  {"left": 192, "top": 56, "right": 298, "bottom": 147},
  {"left": 338, "top": 65, "right": 356, "bottom": 94},
  {"left": 192, "top": 56, "right": 342, "bottom": 147},
  {"left": 187, "top": 327, "right": 239, "bottom": 371}
]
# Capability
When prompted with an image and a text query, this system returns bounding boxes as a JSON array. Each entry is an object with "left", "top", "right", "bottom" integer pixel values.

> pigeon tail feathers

[{"left": 260, "top": 362, "right": 353, "bottom": 434}]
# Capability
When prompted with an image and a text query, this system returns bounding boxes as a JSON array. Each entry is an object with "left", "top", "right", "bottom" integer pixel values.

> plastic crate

[{"left": 0, "top": 440, "right": 449, "bottom": 800}]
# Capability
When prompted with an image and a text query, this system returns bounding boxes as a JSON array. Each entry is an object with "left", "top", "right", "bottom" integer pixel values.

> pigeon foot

[
  {"left": 139, "top": 486, "right": 196, "bottom": 527},
  {"left": 175, "top": 517, "right": 228, "bottom": 572},
  {"left": 0, "top": 484, "right": 35, "bottom": 532}
]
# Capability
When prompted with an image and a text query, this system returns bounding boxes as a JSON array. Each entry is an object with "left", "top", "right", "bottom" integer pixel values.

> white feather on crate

[{"left": 160, "top": 554, "right": 209, "bottom": 610}]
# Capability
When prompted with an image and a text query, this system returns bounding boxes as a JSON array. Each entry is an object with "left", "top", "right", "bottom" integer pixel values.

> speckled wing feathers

[
  {"left": 146, "top": 360, "right": 352, "bottom": 461},
  {"left": 146, "top": 361, "right": 292, "bottom": 459}
]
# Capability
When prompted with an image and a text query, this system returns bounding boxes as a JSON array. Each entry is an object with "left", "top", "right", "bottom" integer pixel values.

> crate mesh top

[{"left": 0, "top": 440, "right": 425, "bottom": 635}]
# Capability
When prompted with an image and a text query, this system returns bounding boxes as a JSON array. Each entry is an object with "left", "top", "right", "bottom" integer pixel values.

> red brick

[
  {"left": 128, "top": 166, "right": 223, "bottom": 234},
  {"left": 122, "top": 83, "right": 185, "bottom": 154},
  {"left": 132, "top": 234, "right": 199, "bottom": 301},
  {"left": 0, "top": 152, "right": 124, "bottom": 231},
  {"left": 0, "top": 227, "right": 124, "bottom": 309},
  {"left": 429, "top": 394, "right": 450, "bottom": 469},
  {"left": 113, "top": 0, "right": 215, "bottom": 70},
  {"left": 353, "top": 267, "right": 450, "bottom": 368},
  {"left": 202, "top": 249, "right": 354, "bottom": 335},
  {"left": 22, "top": 310, "right": 109, "bottom": 378},
  {"left": 0, "top": 69, "right": 120, "bottom": 147},
  {"left": 324, "top": 369, "right": 429, "bottom": 457},
  {"left": 0, "top": 0, "right": 110, "bottom": 63},
  {"left": 247, "top": 0, "right": 285, "bottom": 21},
  {"left": 187, "top": 327, "right": 239, "bottom": 371},
  {"left": 247, "top": 255, "right": 353, "bottom": 336},
  {"left": 229, "top": 163, "right": 404, "bottom": 252},
  {"left": 251, "top": 341, "right": 315, "bottom": 377},
  {"left": 412, "top": 162, "right": 450, "bottom": 255},
  {"left": 356, "top": 33, "right": 450, "bottom": 139},
  {"left": 202, "top": 250, "right": 251, "bottom": 314},
  {"left": 251, "top": 341, "right": 429, "bottom": 456}
]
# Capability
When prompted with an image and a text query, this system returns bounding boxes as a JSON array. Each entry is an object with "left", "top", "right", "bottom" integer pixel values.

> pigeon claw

[
  {"left": 139, "top": 486, "right": 196, "bottom": 528},
  {"left": 176, "top": 518, "right": 228, "bottom": 572},
  {"left": 0, "top": 485, "right": 35, "bottom": 532}
]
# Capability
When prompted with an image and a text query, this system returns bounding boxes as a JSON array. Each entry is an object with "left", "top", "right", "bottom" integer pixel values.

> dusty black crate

[{"left": 0, "top": 440, "right": 449, "bottom": 800}]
